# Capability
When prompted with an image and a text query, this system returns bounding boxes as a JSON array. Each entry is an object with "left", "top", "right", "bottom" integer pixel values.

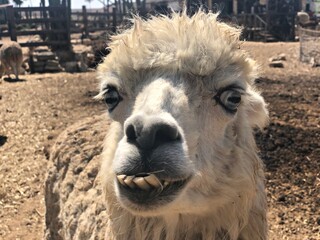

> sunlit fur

[
  {"left": 0, "top": 41, "right": 23, "bottom": 80},
  {"left": 97, "top": 10, "right": 269, "bottom": 240}
]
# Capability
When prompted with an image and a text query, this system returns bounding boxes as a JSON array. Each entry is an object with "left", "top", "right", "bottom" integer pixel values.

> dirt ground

[{"left": 0, "top": 42, "right": 319, "bottom": 240}]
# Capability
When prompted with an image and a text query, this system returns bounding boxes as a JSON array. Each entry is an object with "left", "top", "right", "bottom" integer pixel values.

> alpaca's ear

[{"left": 246, "top": 89, "right": 269, "bottom": 129}]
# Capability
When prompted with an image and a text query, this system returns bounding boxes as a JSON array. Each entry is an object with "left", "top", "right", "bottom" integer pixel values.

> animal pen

[
  {"left": 0, "top": 2, "right": 125, "bottom": 49},
  {"left": 0, "top": 0, "right": 310, "bottom": 47}
]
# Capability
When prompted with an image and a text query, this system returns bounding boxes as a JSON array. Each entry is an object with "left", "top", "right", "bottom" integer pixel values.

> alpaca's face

[
  {"left": 97, "top": 13, "right": 268, "bottom": 217},
  {"left": 98, "top": 67, "right": 268, "bottom": 216}
]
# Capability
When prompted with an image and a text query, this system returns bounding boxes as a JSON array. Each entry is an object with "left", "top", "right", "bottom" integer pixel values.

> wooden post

[
  {"left": 207, "top": 0, "right": 212, "bottom": 11},
  {"left": 29, "top": 54, "right": 35, "bottom": 74},
  {"left": 299, "top": 27, "right": 302, "bottom": 61},
  {"left": 233, "top": 0, "right": 238, "bottom": 14},
  {"left": 66, "top": 0, "right": 71, "bottom": 45},
  {"left": 130, "top": 0, "right": 133, "bottom": 11},
  {"left": 122, "top": 0, "right": 126, "bottom": 15},
  {"left": 82, "top": 5, "right": 88, "bottom": 37},
  {"left": 141, "top": 0, "right": 146, "bottom": 15},
  {"left": 106, "top": 0, "right": 110, "bottom": 23},
  {"left": 290, "top": 13, "right": 295, "bottom": 41},
  {"left": 112, "top": 7, "right": 117, "bottom": 33},
  {"left": 117, "top": 0, "right": 122, "bottom": 15},
  {"left": 7, "top": 5, "right": 17, "bottom": 41},
  {"left": 136, "top": 0, "right": 141, "bottom": 9},
  {"left": 41, "top": 0, "right": 50, "bottom": 39}
]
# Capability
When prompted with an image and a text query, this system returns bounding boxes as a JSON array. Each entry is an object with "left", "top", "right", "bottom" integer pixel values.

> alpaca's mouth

[
  {"left": 116, "top": 173, "right": 190, "bottom": 206},
  {"left": 117, "top": 173, "right": 168, "bottom": 190}
]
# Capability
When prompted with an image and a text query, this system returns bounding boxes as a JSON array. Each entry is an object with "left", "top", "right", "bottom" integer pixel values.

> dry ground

[{"left": 0, "top": 42, "right": 319, "bottom": 240}]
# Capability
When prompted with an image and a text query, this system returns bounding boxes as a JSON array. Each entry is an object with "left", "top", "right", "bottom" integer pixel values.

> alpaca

[
  {"left": 94, "top": 10, "right": 269, "bottom": 240},
  {"left": 0, "top": 41, "right": 23, "bottom": 80}
]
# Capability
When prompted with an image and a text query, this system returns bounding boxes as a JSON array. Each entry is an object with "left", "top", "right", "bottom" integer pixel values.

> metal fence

[{"left": 299, "top": 27, "right": 320, "bottom": 64}]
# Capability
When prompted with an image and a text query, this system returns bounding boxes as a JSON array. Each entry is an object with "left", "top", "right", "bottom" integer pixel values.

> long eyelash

[
  {"left": 215, "top": 84, "right": 245, "bottom": 96},
  {"left": 94, "top": 91, "right": 107, "bottom": 101},
  {"left": 95, "top": 85, "right": 118, "bottom": 101}
]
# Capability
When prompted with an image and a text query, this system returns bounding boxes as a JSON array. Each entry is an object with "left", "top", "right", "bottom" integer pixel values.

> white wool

[{"left": 98, "top": 10, "right": 268, "bottom": 240}]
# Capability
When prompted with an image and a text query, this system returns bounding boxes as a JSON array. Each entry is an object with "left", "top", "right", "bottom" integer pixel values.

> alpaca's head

[{"left": 97, "top": 11, "right": 268, "bottom": 217}]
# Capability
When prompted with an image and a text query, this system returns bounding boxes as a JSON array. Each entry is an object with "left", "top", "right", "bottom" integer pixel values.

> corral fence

[
  {"left": 0, "top": 3, "right": 123, "bottom": 48},
  {"left": 299, "top": 27, "right": 320, "bottom": 64},
  {"left": 236, "top": 12, "right": 296, "bottom": 42},
  {"left": 71, "top": 6, "right": 120, "bottom": 37},
  {"left": 0, "top": 5, "right": 70, "bottom": 47}
]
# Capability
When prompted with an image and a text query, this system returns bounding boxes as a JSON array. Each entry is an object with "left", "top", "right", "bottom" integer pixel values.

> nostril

[
  {"left": 126, "top": 124, "right": 137, "bottom": 140},
  {"left": 155, "top": 124, "right": 179, "bottom": 142},
  {"left": 125, "top": 115, "right": 144, "bottom": 141},
  {"left": 152, "top": 123, "right": 180, "bottom": 148}
]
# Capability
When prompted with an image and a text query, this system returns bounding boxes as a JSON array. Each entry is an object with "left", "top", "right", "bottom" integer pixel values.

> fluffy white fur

[{"left": 97, "top": 10, "right": 269, "bottom": 240}]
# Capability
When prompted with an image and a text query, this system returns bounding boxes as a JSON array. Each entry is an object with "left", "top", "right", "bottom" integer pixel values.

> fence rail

[
  {"left": 0, "top": 4, "right": 70, "bottom": 46},
  {"left": 13, "top": 6, "right": 66, "bottom": 12},
  {"left": 70, "top": 6, "right": 119, "bottom": 36}
]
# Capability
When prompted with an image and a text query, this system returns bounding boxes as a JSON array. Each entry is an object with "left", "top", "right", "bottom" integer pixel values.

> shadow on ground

[
  {"left": 0, "top": 136, "right": 8, "bottom": 147},
  {"left": 3, "top": 77, "right": 26, "bottom": 83}
]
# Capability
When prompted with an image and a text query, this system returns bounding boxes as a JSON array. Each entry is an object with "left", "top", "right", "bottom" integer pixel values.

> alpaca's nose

[{"left": 124, "top": 115, "right": 180, "bottom": 149}]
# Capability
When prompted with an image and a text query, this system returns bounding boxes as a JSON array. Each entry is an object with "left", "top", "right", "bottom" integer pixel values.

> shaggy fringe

[{"left": 97, "top": 10, "right": 256, "bottom": 82}]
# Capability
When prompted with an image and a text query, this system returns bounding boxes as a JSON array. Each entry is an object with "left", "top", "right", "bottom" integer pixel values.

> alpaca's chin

[{"left": 115, "top": 176, "right": 191, "bottom": 215}]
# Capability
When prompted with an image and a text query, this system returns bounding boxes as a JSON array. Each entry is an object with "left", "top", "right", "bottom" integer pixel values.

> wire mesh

[{"left": 299, "top": 27, "right": 320, "bottom": 64}]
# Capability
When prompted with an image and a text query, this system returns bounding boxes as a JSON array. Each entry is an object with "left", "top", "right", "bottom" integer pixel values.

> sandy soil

[
  {"left": 243, "top": 42, "right": 320, "bottom": 240},
  {"left": 0, "top": 42, "right": 319, "bottom": 240},
  {"left": 0, "top": 72, "right": 105, "bottom": 240}
]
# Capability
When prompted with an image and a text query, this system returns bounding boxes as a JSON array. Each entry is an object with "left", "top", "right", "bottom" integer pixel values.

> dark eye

[
  {"left": 214, "top": 89, "right": 242, "bottom": 113},
  {"left": 104, "top": 86, "right": 122, "bottom": 111}
]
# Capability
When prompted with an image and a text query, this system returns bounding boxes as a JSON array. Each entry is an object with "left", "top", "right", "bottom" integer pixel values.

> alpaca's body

[
  {"left": 0, "top": 41, "right": 23, "bottom": 80},
  {"left": 95, "top": 11, "right": 269, "bottom": 240}
]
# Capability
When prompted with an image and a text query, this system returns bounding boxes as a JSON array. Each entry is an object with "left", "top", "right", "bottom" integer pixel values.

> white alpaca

[
  {"left": 0, "top": 41, "right": 23, "bottom": 80},
  {"left": 95, "top": 10, "right": 269, "bottom": 240}
]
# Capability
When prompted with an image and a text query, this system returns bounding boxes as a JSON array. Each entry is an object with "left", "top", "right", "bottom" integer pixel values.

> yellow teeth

[
  {"left": 133, "top": 177, "right": 151, "bottom": 191},
  {"left": 116, "top": 173, "right": 169, "bottom": 191},
  {"left": 144, "top": 174, "right": 162, "bottom": 188},
  {"left": 116, "top": 175, "right": 126, "bottom": 186},
  {"left": 123, "top": 176, "right": 136, "bottom": 189}
]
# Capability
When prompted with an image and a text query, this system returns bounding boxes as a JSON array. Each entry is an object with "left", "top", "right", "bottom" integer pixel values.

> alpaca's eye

[
  {"left": 215, "top": 89, "right": 242, "bottom": 113},
  {"left": 104, "top": 86, "right": 122, "bottom": 111}
]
